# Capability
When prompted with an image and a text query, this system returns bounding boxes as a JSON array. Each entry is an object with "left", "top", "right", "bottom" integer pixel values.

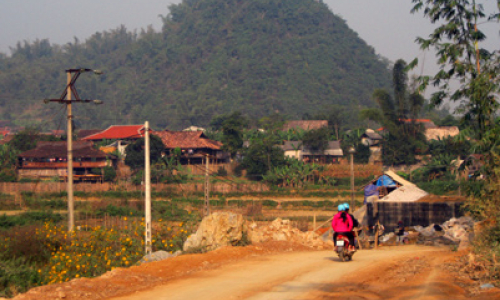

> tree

[
  {"left": 240, "top": 136, "right": 286, "bottom": 181},
  {"left": 218, "top": 112, "right": 249, "bottom": 158},
  {"left": 10, "top": 127, "right": 60, "bottom": 153},
  {"left": 411, "top": 0, "right": 500, "bottom": 138},
  {"left": 361, "top": 59, "right": 426, "bottom": 165},
  {"left": 0, "top": 144, "right": 18, "bottom": 182},
  {"left": 302, "top": 127, "right": 331, "bottom": 152},
  {"left": 124, "top": 135, "right": 165, "bottom": 170}
]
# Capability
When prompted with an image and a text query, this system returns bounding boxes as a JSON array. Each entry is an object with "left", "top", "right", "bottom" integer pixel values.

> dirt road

[
  {"left": 13, "top": 243, "right": 499, "bottom": 300},
  {"left": 108, "top": 246, "right": 497, "bottom": 300}
]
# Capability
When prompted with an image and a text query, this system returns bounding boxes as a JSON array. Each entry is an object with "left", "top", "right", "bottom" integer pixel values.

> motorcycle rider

[
  {"left": 343, "top": 203, "right": 360, "bottom": 249},
  {"left": 332, "top": 204, "right": 355, "bottom": 251}
]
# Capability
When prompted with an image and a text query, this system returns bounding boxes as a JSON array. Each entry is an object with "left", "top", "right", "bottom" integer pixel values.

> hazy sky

[{"left": 0, "top": 0, "right": 498, "bottom": 92}]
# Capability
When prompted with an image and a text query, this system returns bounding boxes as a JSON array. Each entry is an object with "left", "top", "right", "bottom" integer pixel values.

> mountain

[{"left": 0, "top": 0, "right": 391, "bottom": 130}]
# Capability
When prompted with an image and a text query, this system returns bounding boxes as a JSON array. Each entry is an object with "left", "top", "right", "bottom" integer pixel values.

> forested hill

[{"left": 0, "top": 0, "right": 392, "bottom": 130}]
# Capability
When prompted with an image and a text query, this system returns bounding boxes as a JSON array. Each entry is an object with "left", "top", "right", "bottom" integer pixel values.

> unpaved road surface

[
  {"left": 13, "top": 242, "right": 499, "bottom": 300},
  {"left": 109, "top": 246, "right": 498, "bottom": 300}
]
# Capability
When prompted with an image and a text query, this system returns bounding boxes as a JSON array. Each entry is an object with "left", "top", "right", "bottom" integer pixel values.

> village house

[
  {"left": 361, "top": 129, "right": 383, "bottom": 165},
  {"left": 282, "top": 120, "right": 328, "bottom": 131},
  {"left": 153, "top": 130, "right": 228, "bottom": 165},
  {"left": 17, "top": 141, "right": 116, "bottom": 181},
  {"left": 81, "top": 125, "right": 148, "bottom": 156},
  {"left": 280, "top": 140, "right": 343, "bottom": 163},
  {"left": 376, "top": 119, "right": 459, "bottom": 141}
]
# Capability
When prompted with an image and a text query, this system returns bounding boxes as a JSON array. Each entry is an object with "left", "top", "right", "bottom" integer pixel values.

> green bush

[
  {"left": 0, "top": 212, "right": 64, "bottom": 230},
  {"left": 0, "top": 169, "right": 16, "bottom": 182},
  {"left": 262, "top": 200, "right": 279, "bottom": 207},
  {"left": 215, "top": 166, "right": 228, "bottom": 177},
  {"left": 0, "top": 257, "right": 41, "bottom": 298},
  {"left": 95, "top": 204, "right": 142, "bottom": 217},
  {"left": 417, "top": 181, "right": 459, "bottom": 195}
]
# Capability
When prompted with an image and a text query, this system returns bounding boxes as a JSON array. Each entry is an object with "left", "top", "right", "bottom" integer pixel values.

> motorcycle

[{"left": 335, "top": 234, "right": 356, "bottom": 262}]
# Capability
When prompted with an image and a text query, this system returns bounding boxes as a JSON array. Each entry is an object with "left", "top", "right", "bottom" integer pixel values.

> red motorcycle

[{"left": 335, "top": 234, "right": 356, "bottom": 262}]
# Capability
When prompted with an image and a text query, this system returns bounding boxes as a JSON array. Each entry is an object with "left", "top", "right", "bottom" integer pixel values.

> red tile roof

[
  {"left": 153, "top": 130, "right": 222, "bottom": 150},
  {"left": 82, "top": 125, "right": 146, "bottom": 141},
  {"left": 19, "top": 141, "right": 108, "bottom": 159}
]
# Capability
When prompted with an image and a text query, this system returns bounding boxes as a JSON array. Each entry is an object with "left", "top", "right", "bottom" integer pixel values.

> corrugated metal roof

[{"left": 82, "top": 125, "right": 146, "bottom": 141}]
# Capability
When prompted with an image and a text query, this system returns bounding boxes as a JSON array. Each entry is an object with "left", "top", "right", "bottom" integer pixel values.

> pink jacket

[{"left": 331, "top": 212, "right": 353, "bottom": 232}]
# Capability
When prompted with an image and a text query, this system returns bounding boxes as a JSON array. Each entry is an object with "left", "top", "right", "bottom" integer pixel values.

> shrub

[
  {"left": 0, "top": 169, "right": 16, "bottom": 182},
  {"left": 215, "top": 166, "right": 228, "bottom": 177},
  {"left": 0, "top": 257, "right": 41, "bottom": 298},
  {"left": 0, "top": 212, "right": 64, "bottom": 229}
]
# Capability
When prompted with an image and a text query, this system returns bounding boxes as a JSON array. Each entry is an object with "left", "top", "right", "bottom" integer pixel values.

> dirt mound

[{"left": 12, "top": 241, "right": 314, "bottom": 300}]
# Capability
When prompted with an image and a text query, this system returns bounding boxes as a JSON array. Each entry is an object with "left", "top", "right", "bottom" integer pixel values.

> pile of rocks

[
  {"left": 183, "top": 212, "right": 246, "bottom": 252},
  {"left": 182, "top": 213, "right": 332, "bottom": 252},
  {"left": 247, "top": 218, "right": 333, "bottom": 250},
  {"left": 411, "top": 216, "right": 475, "bottom": 249}
]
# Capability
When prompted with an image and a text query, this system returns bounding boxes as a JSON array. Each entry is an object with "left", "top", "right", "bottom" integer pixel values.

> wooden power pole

[{"left": 44, "top": 68, "right": 103, "bottom": 232}]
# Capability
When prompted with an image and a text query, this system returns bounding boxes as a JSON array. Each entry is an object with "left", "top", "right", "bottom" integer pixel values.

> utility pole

[
  {"left": 144, "top": 121, "right": 152, "bottom": 255},
  {"left": 204, "top": 154, "right": 210, "bottom": 216},
  {"left": 348, "top": 146, "right": 356, "bottom": 211},
  {"left": 44, "top": 68, "right": 103, "bottom": 231}
]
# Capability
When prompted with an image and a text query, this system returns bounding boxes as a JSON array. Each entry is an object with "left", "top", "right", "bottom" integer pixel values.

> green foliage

[
  {"left": 102, "top": 166, "right": 117, "bottom": 182},
  {"left": 125, "top": 135, "right": 165, "bottom": 170},
  {"left": 215, "top": 166, "right": 228, "bottom": 177},
  {"left": 0, "top": 169, "right": 16, "bottom": 182},
  {"left": 263, "top": 159, "right": 323, "bottom": 188},
  {"left": 217, "top": 111, "right": 249, "bottom": 158},
  {"left": 0, "top": 256, "right": 41, "bottom": 298},
  {"left": 0, "top": 0, "right": 392, "bottom": 130},
  {"left": 354, "top": 142, "right": 371, "bottom": 164},
  {"left": 302, "top": 127, "right": 331, "bottom": 152},
  {"left": 416, "top": 181, "right": 459, "bottom": 195},
  {"left": 240, "top": 138, "right": 286, "bottom": 180},
  {"left": 362, "top": 59, "right": 427, "bottom": 166},
  {"left": 0, "top": 212, "right": 63, "bottom": 230},
  {"left": 411, "top": 0, "right": 500, "bottom": 138},
  {"left": 95, "top": 204, "right": 142, "bottom": 217},
  {"left": 427, "top": 137, "right": 472, "bottom": 159}
]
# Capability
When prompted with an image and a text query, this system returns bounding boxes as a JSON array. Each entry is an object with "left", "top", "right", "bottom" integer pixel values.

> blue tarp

[
  {"left": 375, "top": 175, "right": 397, "bottom": 187},
  {"left": 364, "top": 184, "right": 379, "bottom": 204}
]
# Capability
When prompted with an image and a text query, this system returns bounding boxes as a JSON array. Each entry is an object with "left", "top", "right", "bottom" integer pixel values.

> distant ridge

[{"left": 0, "top": 0, "right": 391, "bottom": 130}]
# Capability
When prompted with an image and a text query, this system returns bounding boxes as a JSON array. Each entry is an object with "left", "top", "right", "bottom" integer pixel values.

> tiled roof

[
  {"left": 77, "top": 129, "right": 103, "bottom": 140},
  {"left": 82, "top": 125, "right": 146, "bottom": 141},
  {"left": 19, "top": 141, "right": 108, "bottom": 159},
  {"left": 153, "top": 130, "right": 222, "bottom": 150},
  {"left": 283, "top": 120, "right": 328, "bottom": 131}
]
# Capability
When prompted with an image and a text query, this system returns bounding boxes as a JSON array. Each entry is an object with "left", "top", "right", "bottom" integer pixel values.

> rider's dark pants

[{"left": 333, "top": 231, "right": 355, "bottom": 248}]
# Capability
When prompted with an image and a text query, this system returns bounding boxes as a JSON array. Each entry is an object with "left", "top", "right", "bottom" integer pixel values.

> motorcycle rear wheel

[{"left": 339, "top": 251, "right": 345, "bottom": 262}]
